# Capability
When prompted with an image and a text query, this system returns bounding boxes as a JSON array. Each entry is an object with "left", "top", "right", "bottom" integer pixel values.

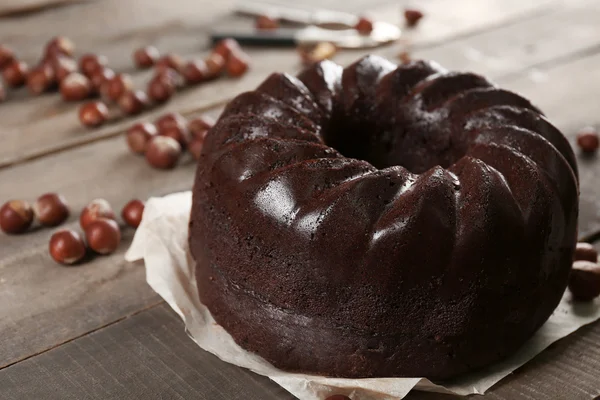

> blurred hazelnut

[
  {"left": 49, "top": 229, "right": 86, "bottom": 265},
  {"left": 3, "top": 60, "right": 28, "bottom": 88},
  {"left": 575, "top": 242, "right": 598, "bottom": 263},
  {"left": 147, "top": 76, "right": 175, "bottom": 103},
  {"left": 0, "top": 45, "right": 15, "bottom": 70},
  {"left": 133, "top": 46, "right": 160, "bottom": 68},
  {"left": 576, "top": 127, "right": 599, "bottom": 153},
  {"left": 213, "top": 38, "right": 240, "bottom": 60},
  {"left": 0, "top": 200, "right": 34, "bottom": 234},
  {"left": 34, "top": 193, "right": 70, "bottom": 226},
  {"left": 80, "top": 198, "right": 116, "bottom": 230},
  {"left": 90, "top": 67, "right": 115, "bottom": 92},
  {"left": 182, "top": 60, "right": 209, "bottom": 84},
  {"left": 79, "top": 101, "right": 109, "bottom": 128},
  {"left": 79, "top": 53, "right": 108, "bottom": 77},
  {"left": 118, "top": 90, "right": 149, "bottom": 115},
  {"left": 145, "top": 136, "right": 182, "bottom": 169},
  {"left": 160, "top": 125, "right": 190, "bottom": 148},
  {"left": 569, "top": 260, "right": 600, "bottom": 301},
  {"left": 60, "top": 72, "right": 92, "bottom": 101},
  {"left": 154, "top": 67, "right": 184, "bottom": 89},
  {"left": 226, "top": 51, "right": 250, "bottom": 77},
  {"left": 156, "top": 54, "right": 184, "bottom": 73},
  {"left": 298, "top": 42, "right": 337, "bottom": 65},
  {"left": 404, "top": 8, "right": 424, "bottom": 27},
  {"left": 121, "top": 199, "right": 145, "bottom": 228},
  {"left": 188, "top": 137, "right": 204, "bottom": 160},
  {"left": 126, "top": 122, "right": 158, "bottom": 154},
  {"left": 156, "top": 112, "right": 187, "bottom": 133},
  {"left": 45, "top": 36, "right": 75, "bottom": 58},
  {"left": 355, "top": 17, "right": 374, "bottom": 34},
  {"left": 85, "top": 218, "right": 121, "bottom": 255},
  {"left": 27, "top": 64, "right": 56, "bottom": 95},
  {"left": 205, "top": 53, "right": 225, "bottom": 77},
  {"left": 102, "top": 73, "right": 133, "bottom": 102},
  {"left": 52, "top": 55, "right": 77, "bottom": 82},
  {"left": 398, "top": 50, "right": 411, "bottom": 64},
  {"left": 255, "top": 15, "right": 279, "bottom": 30},
  {"left": 188, "top": 116, "right": 214, "bottom": 139}
]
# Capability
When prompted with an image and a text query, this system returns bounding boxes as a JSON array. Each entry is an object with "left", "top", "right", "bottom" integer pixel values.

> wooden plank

[
  {"left": 0, "top": 304, "right": 296, "bottom": 400},
  {"left": 0, "top": 110, "right": 222, "bottom": 367},
  {"left": 0, "top": 0, "right": 564, "bottom": 167},
  {"left": 407, "top": 322, "right": 600, "bottom": 400}
]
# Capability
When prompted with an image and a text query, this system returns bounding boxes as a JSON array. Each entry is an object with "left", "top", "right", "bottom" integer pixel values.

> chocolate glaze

[{"left": 189, "top": 56, "right": 579, "bottom": 380}]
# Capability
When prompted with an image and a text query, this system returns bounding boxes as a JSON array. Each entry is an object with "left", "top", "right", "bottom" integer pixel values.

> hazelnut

[
  {"left": 60, "top": 72, "right": 92, "bottom": 101},
  {"left": 52, "top": 56, "right": 77, "bottom": 82},
  {"left": 404, "top": 8, "right": 424, "bottom": 27},
  {"left": 118, "top": 90, "right": 149, "bottom": 116},
  {"left": 80, "top": 198, "right": 116, "bottom": 230},
  {"left": 45, "top": 36, "right": 75, "bottom": 58},
  {"left": 255, "top": 15, "right": 279, "bottom": 30},
  {"left": 126, "top": 122, "right": 158, "bottom": 154},
  {"left": 133, "top": 46, "right": 160, "bottom": 68},
  {"left": 27, "top": 64, "right": 56, "bottom": 95},
  {"left": 154, "top": 67, "right": 184, "bottom": 89},
  {"left": 569, "top": 260, "right": 600, "bottom": 302},
  {"left": 101, "top": 73, "right": 133, "bottom": 102},
  {"left": 188, "top": 116, "right": 214, "bottom": 139},
  {"left": 145, "top": 136, "right": 182, "bottom": 169},
  {"left": 160, "top": 125, "right": 190, "bottom": 148},
  {"left": 299, "top": 42, "right": 337, "bottom": 66},
  {"left": 156, "top": 54, "right": 184, "bottom": 73},
  {"left": 205, "top": 53, "right": 225, "bottom": 78},
  {"left": 79, "top": 101, "right": 109, "bottom": 128},
  {"left": 213, "top": 38, "right": 240, "bottom": 60},
  {"left": 121, "top": 199, "right": 145, "bottom": 228},
  {"left": 90, "top": 67, "right": 115, "bottom": 92},
  {"left": 49, "top": 229, "right": 86, "bottom": 265},
  {"left": 575, "top": 242, "right": 598, "bottom": 263},
  {"left": 355, "top": 17, "right": 374, "bottom": 34},
  {"left": 188, "top": 137, "right": 204, "bottom": 160},
  {"left": 0, "top": 200, "right": 34, "bottom": 234},
  {"left": 147, "top": 76, "right": 175, "bottom": 103},
  {"left": 0, "top": 45, "right": 15, "bottom": 70},
  {"left": 576, "top": 127, "right": 599, "bottom": 153},
  {"left": 156, "top": 112, "right": 187, "bottom": 133},
  {"left": 79, "top": 53, "right": 108, "bottom": 77},
  {"left": 226, "top": 51, "right": 250, "bottom": 77},
  {"left": 85, "top": 218, "right": 121, "bottom": 255},
  {"left": 182, "top": 60, "right": 209, "bottom": 84},
  {"left": 398, "top": 50, "right": 411, "bottom": 64},
  {"left": 325, "top": 396, "right": 351, "bottom": 400},
  {"left": 2, "top": 60, "right": 28, "bottom": 88},
  {"left": 34, "top": 193, "right": 70, "bottom": 226}
]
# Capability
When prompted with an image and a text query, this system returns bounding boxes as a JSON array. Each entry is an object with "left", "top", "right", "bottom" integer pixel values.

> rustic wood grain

[
  {"left": 0, "top": 304, "right": 297, "bottom": 400},
  {"left": 1, "top": 0, "right": 600, "bottom": 399},
  {"left": 0, "top": 0, "right": 566, "bottom": 167}
]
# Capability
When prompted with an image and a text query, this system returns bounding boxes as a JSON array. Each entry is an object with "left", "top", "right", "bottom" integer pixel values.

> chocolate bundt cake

[{"left": 189, "top": 55, "right": 579, "bottom": 380}]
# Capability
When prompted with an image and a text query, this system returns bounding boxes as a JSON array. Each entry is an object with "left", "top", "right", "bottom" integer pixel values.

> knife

[{"left": 211, "top": 23, "right": 400, "bottom": 49}]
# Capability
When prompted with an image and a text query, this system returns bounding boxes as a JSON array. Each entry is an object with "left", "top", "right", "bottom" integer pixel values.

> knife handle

[{"left": 210, "top": 30, "right": 298, "bottom": 47}]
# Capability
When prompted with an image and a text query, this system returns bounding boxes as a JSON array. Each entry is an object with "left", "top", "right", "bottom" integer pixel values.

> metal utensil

[{"left": 211, "top": 21, "right": 400, "bottom": 49}]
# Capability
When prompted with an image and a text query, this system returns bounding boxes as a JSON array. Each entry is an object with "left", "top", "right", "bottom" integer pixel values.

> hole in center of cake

[{"left": 323, "top": 112, "right": 470, "bottom": 174}]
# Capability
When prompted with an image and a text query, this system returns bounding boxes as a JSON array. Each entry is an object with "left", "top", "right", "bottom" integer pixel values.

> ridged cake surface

[{"left": 189, "top": 56, "right": 579, "bottom": 380}]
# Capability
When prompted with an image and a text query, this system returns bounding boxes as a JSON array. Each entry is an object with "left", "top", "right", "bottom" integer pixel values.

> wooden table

[{"left": 1, "top": 0, "right": 600, "bottom": 399}]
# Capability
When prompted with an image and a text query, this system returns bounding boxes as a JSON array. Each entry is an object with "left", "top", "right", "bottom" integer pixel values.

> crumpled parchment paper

[{"left": 125, "top": 191, "right": 600, "bottom": 400}]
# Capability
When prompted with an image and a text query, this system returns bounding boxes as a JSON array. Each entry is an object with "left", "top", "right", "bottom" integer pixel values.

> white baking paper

[{"left": 125, "top": 191, "right": 600, "bottom": 400}]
